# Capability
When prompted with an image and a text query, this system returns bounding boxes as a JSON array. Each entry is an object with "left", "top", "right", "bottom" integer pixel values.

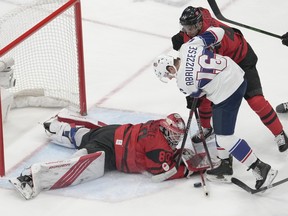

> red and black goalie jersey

[{"left": 114, "top": 119, "right": 186, "bottom": 180}]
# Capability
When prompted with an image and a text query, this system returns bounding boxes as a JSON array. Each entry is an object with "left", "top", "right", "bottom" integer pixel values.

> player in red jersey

[
  {"left": 9, "top": 112, "right": 198, "bottom": 199},
  {"left": 171, "top": 6, "right": 288, "bottom": 179}
]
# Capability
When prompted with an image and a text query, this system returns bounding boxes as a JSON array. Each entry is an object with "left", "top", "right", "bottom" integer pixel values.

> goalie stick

[
  {"left": 231, "top": 177, "right": 288, "bottom": 194},
  {"left": 199, "top": 171, "right": 209, "bottom": 196},
  {"left": 207, "top": 0, "right": 282, "bottom": 39},
  {"left": 193, "top": 108, "right": 213, "bottom": 196},
  {"left": 194, "top": 109, "right": 214, "bottom": 169}
]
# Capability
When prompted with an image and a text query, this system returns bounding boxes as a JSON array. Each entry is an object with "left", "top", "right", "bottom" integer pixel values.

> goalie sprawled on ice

[{"left": 9, "top": 109, "right": 209, "bottom": 200}]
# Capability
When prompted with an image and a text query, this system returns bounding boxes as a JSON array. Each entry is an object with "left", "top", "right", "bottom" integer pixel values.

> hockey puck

[{"left": 194, "top": 182, "right": 202, "bottom": 188}]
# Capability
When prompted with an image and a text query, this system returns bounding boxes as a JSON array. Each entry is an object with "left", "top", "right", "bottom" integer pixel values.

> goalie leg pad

[
  {"left": 49, "top": 120, "right": 75, "bottom": 148},
  {"left": 46, "top": 119, "right": 90, "bottom": 148},
  {"left": 57, "top": 108, "right": 107, "bottom": 128},
  {"left": 31, "top": 151, "right": 105, "bottom": 198}
]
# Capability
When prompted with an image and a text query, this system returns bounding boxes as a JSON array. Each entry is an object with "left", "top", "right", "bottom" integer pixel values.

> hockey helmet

[
  {"left": 179, "top": 6, "right": 202, "bottom": 26},
  {"left": 160, "top": 113, "right": 185, "bottom": 149},
  {"left": 153, "top": 54, "right": 176, "bottom": 83}
]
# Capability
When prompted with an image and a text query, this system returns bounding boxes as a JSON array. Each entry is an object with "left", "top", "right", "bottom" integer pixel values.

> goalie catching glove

[
  {"left": 186, "top": 95, "right": 204, "bottom": 109},
  {"left": 174, "top": 148, "right": 196, "bottom": 178},
  {"left": 182, "top": 148, "right": 195, "bottom": 178}
]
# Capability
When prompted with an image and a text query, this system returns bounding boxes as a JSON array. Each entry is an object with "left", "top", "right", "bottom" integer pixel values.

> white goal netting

[
  {"left": 0, "top": 0, "right": 86, "bottom": 113},
  {"left": 0, "top": 0, "right": 86, "bottom": 177}
]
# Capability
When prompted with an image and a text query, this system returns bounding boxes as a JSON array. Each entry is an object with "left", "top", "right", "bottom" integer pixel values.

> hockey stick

[
  {"left": 231, "top": 177, "right": 288, "bottom": 194},
  {"left": 207, "top": 0, "right": 282, "bottom": 39},
  {"left": 199, "top": 170, "right": 209, "bottom": 196},
  {"left": 176, "top": 98, "right": 199, "bottom": 168},
  {"left": 151, "top": 166, "right": 177, "bottom": 182},
  {"left": 193, "top": 108, "right": 214, "bottom": 196},
  {"left": 194, "top": 109, "right": 214, "bottom": 169},
  {"left": 152, "top": 98, "right": 198, "bottom": 182}
]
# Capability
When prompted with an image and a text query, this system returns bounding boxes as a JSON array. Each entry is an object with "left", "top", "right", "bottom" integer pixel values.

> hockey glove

[
  {"left": 281, "top": 32, "right": 288, "bottom": 46},
  {"left": 186, "top": 96, "right": 201, "bottom": 109},
  {"left": 172, "top": 31, "right": 185, "bottom": 51},
  {"left": 173, "top": 148, "right": 194, "bottom": 163}
]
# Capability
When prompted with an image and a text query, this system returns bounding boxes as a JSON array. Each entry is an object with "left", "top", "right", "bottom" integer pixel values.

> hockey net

[{"left": 0, "top": 0, "right": 87, "bottom": 176}]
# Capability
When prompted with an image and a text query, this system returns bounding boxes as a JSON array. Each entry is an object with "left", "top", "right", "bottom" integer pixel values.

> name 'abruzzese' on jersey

[{"left": 176, "top": 27, "right": 245, "bottom": 105}]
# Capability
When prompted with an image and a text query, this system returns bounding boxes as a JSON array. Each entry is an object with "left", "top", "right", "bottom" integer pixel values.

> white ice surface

[{"left": 1, "top": 0, "right": 288, "bottom": 216}]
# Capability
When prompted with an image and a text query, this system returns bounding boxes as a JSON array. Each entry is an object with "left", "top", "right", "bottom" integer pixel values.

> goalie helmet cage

[{"left": 0, "top": 0, "right": 87, "bottom": 176}]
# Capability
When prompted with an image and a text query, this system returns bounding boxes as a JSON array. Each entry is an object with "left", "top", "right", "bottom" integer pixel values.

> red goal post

[{"left": 0, "top": 0, "right": 87, "bottom": 176}]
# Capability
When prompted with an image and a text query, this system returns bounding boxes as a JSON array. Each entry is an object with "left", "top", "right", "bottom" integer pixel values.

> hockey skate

[
  {"left": 248, "top": 158, "right": 278, "bottom": 190},
  {"left": 191, "top": 127, "right": 215, "bottom": 144},
  {"left": 43, "top": 117, "right": 56, "bottom": 134},
  {"left": 206, "top": 155, "right": 233, "bottom": 183},
  {"left": 43, "top": 117, "right": 63, "bottom": 135},
  {"left": 43, "top": 118, "right": 80, "bottom": 149},
  {"left": 9, "top": 174, "right": 34, "bottom": 200},
  {"left": 275, "top": 131, "right": 288, "bottom": 152},
  {"left": 276, "top": 102, "right": 288, "bottom": 113}
]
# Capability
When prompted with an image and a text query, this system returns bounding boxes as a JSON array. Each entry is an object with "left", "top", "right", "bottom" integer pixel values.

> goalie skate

[{"left": 9, "top": 177, "right": 33, "bottom": 200}]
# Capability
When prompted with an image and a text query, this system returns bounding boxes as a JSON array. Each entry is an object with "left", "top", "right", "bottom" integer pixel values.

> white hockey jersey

[{"left": 176, "top": 27, "right": 245, "bottom": 105}]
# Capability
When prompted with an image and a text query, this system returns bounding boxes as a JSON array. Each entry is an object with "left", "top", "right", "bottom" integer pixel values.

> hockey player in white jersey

[{"left": 153, "top": 27, "right": 278, "bottom": 189}]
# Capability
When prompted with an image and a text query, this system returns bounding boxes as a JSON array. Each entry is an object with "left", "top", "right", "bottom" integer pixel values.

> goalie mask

[
  {"left": 153, "top": 55, "right": 177, "bottom": 83},
  {"left": 160, "top": 113, "right": 185, "bottom": 149}
]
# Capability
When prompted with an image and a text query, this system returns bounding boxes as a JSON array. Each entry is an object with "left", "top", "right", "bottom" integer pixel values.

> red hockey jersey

[{"left": 114, "top": 119, "right": 186, "bottom": 180}]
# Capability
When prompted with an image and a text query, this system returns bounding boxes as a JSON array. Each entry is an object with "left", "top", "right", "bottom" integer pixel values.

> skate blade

[
  {"left": 261, "top": 169, "right": 278, "bottom": 192},
  {"left": 9, "top": 178, "right": 33, "bottom": 200}
]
